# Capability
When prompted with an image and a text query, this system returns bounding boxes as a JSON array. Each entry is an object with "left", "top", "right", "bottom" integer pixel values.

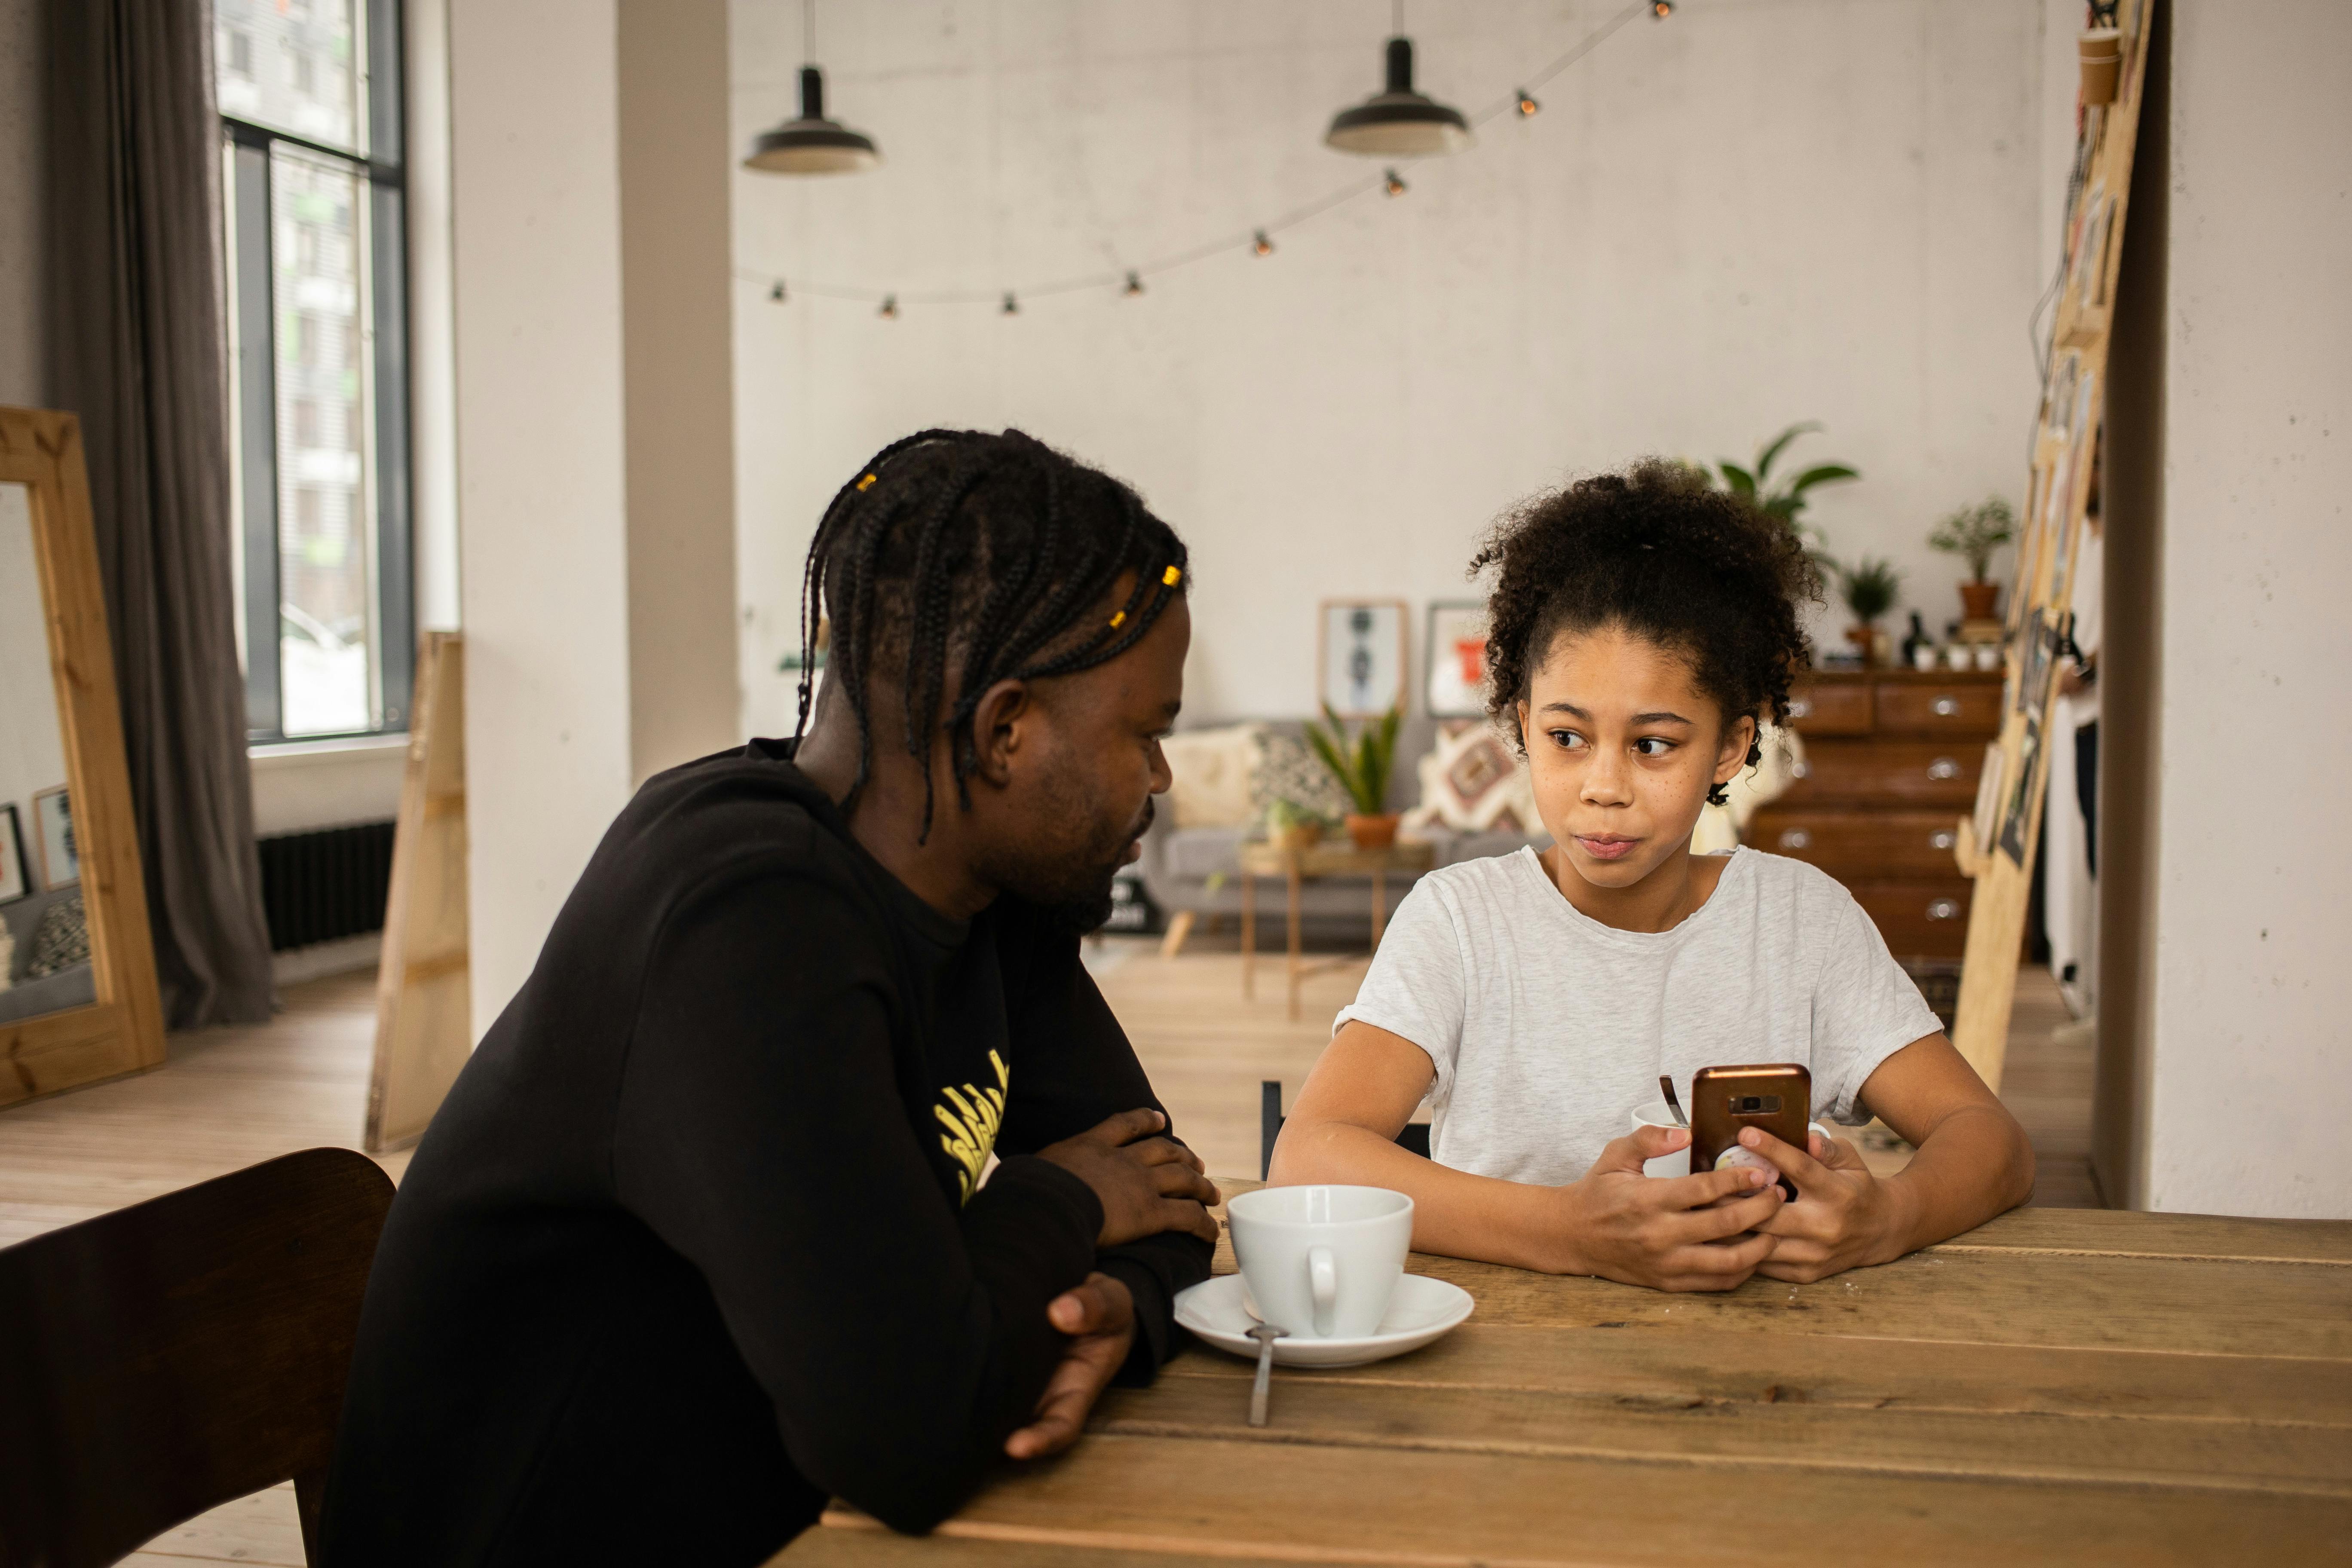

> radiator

[{"left": 256, "top": 820, "right": 397, "bottom": 952}]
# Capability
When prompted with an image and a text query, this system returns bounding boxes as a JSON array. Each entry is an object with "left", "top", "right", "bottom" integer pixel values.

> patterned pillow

[
  {"left": 1403, "top": 720, "right": 1540, "bottom": 833},
  {"left": 1250, "top": 732, "right": 1351, "bottom": 823},
  {"left": 26, "top": 893, "right": 91, "bottom": 979},
  {"left": 1161, "top": 723, "right": 1265, "bottom": 829}
]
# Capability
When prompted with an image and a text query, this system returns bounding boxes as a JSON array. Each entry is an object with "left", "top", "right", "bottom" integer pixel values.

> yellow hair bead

[
  {"left": 1162, "top": 564, "right": 1182, "bottom": 586},
  {"left": 855, "top": 472, "right": 878, "bottom": 492},
  {"left": 1108, "top": 610, "right": 1127, "bottom": 628}
]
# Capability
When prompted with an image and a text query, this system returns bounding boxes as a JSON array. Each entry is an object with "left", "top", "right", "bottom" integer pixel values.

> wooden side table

[{"left": 1234, "top": 837, "right": 1437, "bottom": 1022}]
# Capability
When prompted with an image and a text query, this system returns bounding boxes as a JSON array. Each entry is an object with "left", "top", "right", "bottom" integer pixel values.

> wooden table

[
  {"left": 1234, "top": 838, "right": 1436, "bottom": 1022},
  {"left": 776, "top": 1191, "right": 2352, "bottom": 1567}
]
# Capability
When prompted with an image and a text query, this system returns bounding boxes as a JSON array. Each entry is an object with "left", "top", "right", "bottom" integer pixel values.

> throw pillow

[
  {"left": 1250, "top": 731, "right": 1351, "bottom": 824},
  {"left": 1161, "top": 723, "right": 1266, "bottom": 829},
  {"left": 25, "top": 892, "right": 90, "bottom": 980},
  {"left": 1403, "top": 720, "right": 1540, "bottom": 834}
]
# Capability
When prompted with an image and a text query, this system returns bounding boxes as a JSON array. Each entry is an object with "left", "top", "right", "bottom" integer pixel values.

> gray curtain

[{"left": 44, "top": 0, "right": 276, "bottom": 1027}]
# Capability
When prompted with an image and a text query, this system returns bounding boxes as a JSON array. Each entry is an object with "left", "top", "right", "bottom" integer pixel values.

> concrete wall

[
  {"left": 729, "top": 0, "right": 2057, "bottom": 734},
  {"left": 2132, "top": 0, "right": 2352, "bottom": 1218},
  {"left": 0, "top": 0, "right": 42, "bottom": 408}
]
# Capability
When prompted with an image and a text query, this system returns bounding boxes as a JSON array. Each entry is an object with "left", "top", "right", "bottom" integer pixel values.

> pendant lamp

[
  {"left": 744, "top": 3, "right": 879, "bottom": 175},
  {"left": 1325, "top": 35, "right": 1473, "bottom": 158}
]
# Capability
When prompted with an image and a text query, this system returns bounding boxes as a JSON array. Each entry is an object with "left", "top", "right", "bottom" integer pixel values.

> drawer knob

[
  {"left": 1932, "top": 695, "right": 1960, "bottom": 717},
  {"left": 1788, "top": 698, "right": 1813, "bottom": 720},
  {"left": 1926, "top": 756, "right": 1961, "bottom": 781},
  {"left": 1926, "top": 898, "right": 1961, "bottom": 921},
  {"left": 1791, "top": 760, "right": 1810, "bottom": 780},
  {"left": 1778, "top": 828, "right": 1813, "bottom": 850},
  {"left": 1931, "top": 829, "right": 1957, "bottom": 851}
]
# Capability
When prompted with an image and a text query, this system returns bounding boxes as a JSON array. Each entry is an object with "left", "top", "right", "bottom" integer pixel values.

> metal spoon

[
  {"left": 1659, "top": 1074, "right": 1688, "bottom": 1128},
  {"left": 1245, "top": 1321, "right": 1286, "bottom": 1427}
]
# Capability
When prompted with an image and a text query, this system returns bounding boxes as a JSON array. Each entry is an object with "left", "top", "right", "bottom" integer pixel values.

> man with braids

[{"left": 323, "top": 431, "right": 1220, "bottom": 1565}]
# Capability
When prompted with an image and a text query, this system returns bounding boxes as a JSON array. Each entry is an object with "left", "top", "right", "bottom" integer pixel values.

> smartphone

[{"left": 1689, "top": 1063, "right": 1812, "bottom": 1200}]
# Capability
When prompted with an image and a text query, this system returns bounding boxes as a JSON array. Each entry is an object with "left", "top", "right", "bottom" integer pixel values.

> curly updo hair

[{"left": 1470, "top": 459, "right": 1819, "bottom": 806}]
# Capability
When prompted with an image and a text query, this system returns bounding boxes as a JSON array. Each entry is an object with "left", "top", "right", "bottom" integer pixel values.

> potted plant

[
  {"left": 1303, "top": 701, "right": 1403, "bottom": 850},
  {"left": 1262, "top": 796, "right": 1326, "bottom": 854},
  {"left": 1699, "top": 422, "right": 1859, "bottom": 562},
  {"left": 1928, "top": 496, "right": 2015, "bottom": 622},
  {"left": 1836, "top": 558, "right": 1903, "bottom": 665}
]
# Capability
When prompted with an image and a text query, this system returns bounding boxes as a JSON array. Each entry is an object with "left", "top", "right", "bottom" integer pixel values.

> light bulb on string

[
  {"left": 1383, "top": 168, "right": 1408, "bottom": 196},
  {"left": 1515, "top": 89, "right": 1540, "bottom": 116},
  {"left": 1002, "top": 291, "right": 1019, "bottom": 315},
  {"left": 1651, "top": 0, "right": 1672, "bottom": 15},
  {"left": 1252, "top": 230, "right": 1275, "bottom": 257},
  {"left": 878, "top": 294, "right": 897, "bottom": 319},
  {"left": 1123, "top": 271, "right": 1144, "bottom": 296},
  {"left": 769, "top": 281, "right": 787, "bottom": 303}
]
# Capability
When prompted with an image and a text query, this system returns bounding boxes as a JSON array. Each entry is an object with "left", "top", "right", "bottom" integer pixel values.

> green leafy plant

[
  {"left": 1928, "top": 496, "right": 2016, "bottom": 582},
  {"left": 1711, "top": 423, "right": 1859, "bottom": 533},
  {"left": 1262, "top": 797, "right": 1327, "bottom": 834},
  {"left": 1838, "top": 557, "right": 1903, "bottom": 625},
  {"left": 1301, "top": 702, "right": 1402, "bottom": 818}
]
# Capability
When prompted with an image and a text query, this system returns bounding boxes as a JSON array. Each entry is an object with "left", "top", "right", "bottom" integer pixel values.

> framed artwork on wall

[
  {"left": 1318, "top": 600, "right": 1407, "bottom": 718},
  {"left": 1424, "top": 601, "right": 1491, "bottom": 719},
  {"left": 0, "top": 802, "right": 25, "bottom": 903},
  {"left": 34, "top": 785, "right": 78, "bottom": 891}
]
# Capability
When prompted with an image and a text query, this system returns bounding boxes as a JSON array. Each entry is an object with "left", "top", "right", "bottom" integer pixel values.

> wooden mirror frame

[{"left": 0, "top": 407, "right": 165, "bottom": 1104}]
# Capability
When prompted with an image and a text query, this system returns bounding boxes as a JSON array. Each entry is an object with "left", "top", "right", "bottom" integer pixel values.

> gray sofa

[
  {"left": 1136, "top": 714, "right": 1548, "bottom": 946},
  {"left": 0, "top": 884, "right": 98, "bottom": 1026}
]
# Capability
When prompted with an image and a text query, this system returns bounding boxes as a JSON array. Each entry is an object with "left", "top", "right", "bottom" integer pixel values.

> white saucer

[{"left": 1174, "top": 1273, "right": 1474, "bottom": 1368}]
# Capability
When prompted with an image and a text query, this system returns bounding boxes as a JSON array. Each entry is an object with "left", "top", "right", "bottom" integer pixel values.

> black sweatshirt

[{"left": 319, "top": 741, "right": 1210, "bottom": 1565}]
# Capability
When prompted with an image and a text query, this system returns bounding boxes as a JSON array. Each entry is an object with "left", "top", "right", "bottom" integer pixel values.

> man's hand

[
  {"left": 1749, "top": 1126, "right": 1916, "bottom": 1282},
  {"left": 1037, "top": 1109, "right": 1221, "bottom": 1247},
  {"left": 1004, "top": 1272, "right": 1134, "bottom": 1460},
  {"left": 1545, "top": 1124, "right": 1785, "bottom": 1291}
]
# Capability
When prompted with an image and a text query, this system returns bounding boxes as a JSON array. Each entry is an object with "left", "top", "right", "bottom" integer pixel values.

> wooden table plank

[
  {"left": 803, "top": 1433, "right": 2352, "bottom": 1567},
  {"left": 1110, "top": 1356, "right": 2352, "bottom": 1497},
  {"left": 1940, "top": 1205, "right": 2352, "bottom": 1265}
]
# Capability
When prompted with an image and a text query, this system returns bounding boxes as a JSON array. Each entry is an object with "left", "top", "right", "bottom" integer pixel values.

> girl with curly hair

[{"left": 1272, "top": 462, "right": 2033, "bottom": 1291}]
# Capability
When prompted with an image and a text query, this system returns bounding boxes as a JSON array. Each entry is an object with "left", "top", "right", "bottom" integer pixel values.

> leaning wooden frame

[{"left": 0, "top": 407, "right": 166, "bottom": 1105}]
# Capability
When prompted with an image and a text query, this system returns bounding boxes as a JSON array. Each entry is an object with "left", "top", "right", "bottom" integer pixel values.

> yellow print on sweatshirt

[{"left": 936, "top": 1050, "right": 1010, "bottom": 1204}]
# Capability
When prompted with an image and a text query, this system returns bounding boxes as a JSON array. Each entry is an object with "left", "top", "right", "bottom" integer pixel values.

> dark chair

[
  {"left": 1261, "top": 1080, "right": 1430, "bottom": 1179},
  {"left": 0, "top": 1148, "right": 396, "bottom": 1568}
]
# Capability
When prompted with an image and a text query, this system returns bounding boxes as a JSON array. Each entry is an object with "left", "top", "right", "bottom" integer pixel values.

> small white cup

[
  {"left": 1228, "top": 1185, "right": 1412, "bottom": 1339},
  {"left": 1944, "top": 643, "right": 1972, "bottom": 671},
  {"left": 1973, "top": 642, "right": 2001, "bottom": 672}
]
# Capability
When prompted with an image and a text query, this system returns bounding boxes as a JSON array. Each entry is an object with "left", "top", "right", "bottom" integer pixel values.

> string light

[
  {"left": 1515, "top": 88, "right": 1540, "bottom": 116},
  {"left": 1124, "top": 271, "right": 1144, "bottom": 296},
  {"left": 1383, "top": 168, "right": 1408, "bottom": 197},
  {"left": 1002, "top": 291, "right": 1019, "bottom": 314},
  {"left": 1651, "top": 0, "right": 1673, "bottom": 15},
  {"left": 1253, "top": 230, "right": 1275, "bottom": 257},
  {"left": 878, "top": 294, "right": 897, "bottom": 318},
  {"left": 769, "top": 280, "right": 787, "bottom": 302}
]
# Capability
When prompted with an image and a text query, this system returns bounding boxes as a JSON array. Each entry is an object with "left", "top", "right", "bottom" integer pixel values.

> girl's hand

[
  {"left": 1746, "top": 1127, "right": 1917, "bottom": 1282},
  {"left": 1550, "top": 1124, "right": 1786, "bottom": 1291}
]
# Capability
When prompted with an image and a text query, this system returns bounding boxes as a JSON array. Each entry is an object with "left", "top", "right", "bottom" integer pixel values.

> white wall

[
  {"left": 449, "top": 0, "right": 637, "bottom": 1031},
  {"left": 2140, "top": 0, "right": 2352, "bottom": 1218},
  {"left": 729, "top": 0, "right": 2055, "bottom": 734},
  {"left": 0, "top": 0, "right": 42, "bottom": 409}
]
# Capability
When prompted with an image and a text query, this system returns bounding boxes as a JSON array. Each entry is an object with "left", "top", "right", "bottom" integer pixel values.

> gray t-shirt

[{"left": 1334, "top": 846, "right": 1941, "bottom": 1186}]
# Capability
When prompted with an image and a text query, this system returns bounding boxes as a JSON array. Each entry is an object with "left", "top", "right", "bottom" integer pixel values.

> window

[{"left": 217, "top": 0, "right": 412, "bottom": 741}]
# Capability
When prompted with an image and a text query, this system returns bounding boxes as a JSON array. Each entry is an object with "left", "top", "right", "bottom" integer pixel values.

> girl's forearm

[
  {"left": 1270, "top": 1119, "right": 1577, "bottom": 1273},
  {"left": 1880, "top": 1102, "right": 2036, "bottom": 1258}
]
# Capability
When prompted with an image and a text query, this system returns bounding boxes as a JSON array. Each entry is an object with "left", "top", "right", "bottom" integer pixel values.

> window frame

[{"left": 220, "top": 0, "right": 414, "bottom": 744}]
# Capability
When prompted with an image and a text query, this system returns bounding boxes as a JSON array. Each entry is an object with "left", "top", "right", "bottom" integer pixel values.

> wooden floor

[{"left": 0, "top": 949, "right": 2091, "bottom": 1564}]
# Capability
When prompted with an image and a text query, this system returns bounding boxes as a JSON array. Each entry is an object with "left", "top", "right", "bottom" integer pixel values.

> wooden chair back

[{"left": 0, "top": 1148, "right": 395, "bottom": 1568}]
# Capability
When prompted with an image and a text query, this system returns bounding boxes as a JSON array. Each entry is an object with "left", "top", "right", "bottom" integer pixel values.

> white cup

[{"left": 1228, "top": 1185, "right": 1412, "bottom": 1339}]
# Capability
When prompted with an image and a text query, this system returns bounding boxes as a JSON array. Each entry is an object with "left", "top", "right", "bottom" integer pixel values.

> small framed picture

[
  {"left": 1424, "top": 601, "right": 1491, "bottom": 719},
  {"left": 33, "top": 785, "right": 78, "bottom": 891},
  {"left": 1319, "top": 600, "right": 1407, "bottom": 718},
  {"left": 1970, "top": 741, "right": 2006, "bottom": 864},
  {"left": 0, "top": 802, "right": 27, "bottom": 903},
  {"left": 1998, "top": 715, "right": 2043, "bottom": 868}
]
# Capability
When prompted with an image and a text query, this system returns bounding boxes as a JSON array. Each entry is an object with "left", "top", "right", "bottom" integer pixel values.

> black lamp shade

[
  {"left": 745, "top": 65, "right": 880, "bottom": 175},
  {"left": 1326, "top": 37, "right": 1473, "bottom": 157}
]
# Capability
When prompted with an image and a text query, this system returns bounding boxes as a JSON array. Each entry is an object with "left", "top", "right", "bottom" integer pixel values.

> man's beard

[{"left": 1031, "top": 797, "right": 1154, "bottom": 937}]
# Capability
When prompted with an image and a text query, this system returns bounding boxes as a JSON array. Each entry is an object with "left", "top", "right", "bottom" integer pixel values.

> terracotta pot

[
  {"left": 1345, "top": 813, "right": 1401, "bottom": 851},
  {"left": 1844, "top": 625, "right": 1877, "bottom": 665},
  {"left": 1959, "top": 581, "right": 2000, "bottom": 620}
]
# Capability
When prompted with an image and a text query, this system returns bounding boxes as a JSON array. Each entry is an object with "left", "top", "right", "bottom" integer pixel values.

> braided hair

[
  {"left": 795, "top": 429, "right": 1189, "bottom": 839},
  {"left": 1470, "top": 459, "right": 1819, "bottom": 806}
]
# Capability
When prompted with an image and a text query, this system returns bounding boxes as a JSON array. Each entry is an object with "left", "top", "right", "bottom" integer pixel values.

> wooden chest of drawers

[{"left": 1750, "top": 669, "right": 2000, "bottom": 960}]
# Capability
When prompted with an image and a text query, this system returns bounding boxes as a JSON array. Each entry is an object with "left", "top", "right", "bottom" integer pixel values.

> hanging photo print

[
  {"left": 33, "top": 785, "right": 77, "bottom": 891},
  {"left": 1998, "top": 714, "right": 2043, "bottom": 868},
  {"left": 0, "top": 802, "right": 26, "bottom": 903},
  {"left": 1319, "top": 600, "right": 1407, "bottom": 719},
  {"left": 1424, "top": 601, "right": 1491, "bottom": 719}
]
